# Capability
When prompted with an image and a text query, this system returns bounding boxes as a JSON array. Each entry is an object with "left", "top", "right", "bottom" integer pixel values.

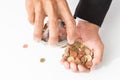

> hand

[
  {"left": 25, "top": 0, "right": 76, "bottom": 45},
  {"left": 61, "top": 21, "right": 104, "bottom": 72}
]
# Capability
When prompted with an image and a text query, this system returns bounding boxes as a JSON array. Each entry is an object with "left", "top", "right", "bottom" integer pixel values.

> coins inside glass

[{"left": 42, "top": 21, "right": 67, "bottom": 42}]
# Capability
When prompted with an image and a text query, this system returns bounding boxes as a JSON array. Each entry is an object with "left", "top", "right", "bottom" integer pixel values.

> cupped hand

[
  {"left": 61, "top": 21, "right": 104, "bottom": 72},
  {"left": 25, "top": 0, "right": 76, "bottom": 45}
]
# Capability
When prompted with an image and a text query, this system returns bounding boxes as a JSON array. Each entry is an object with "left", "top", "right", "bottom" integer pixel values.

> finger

[
  {"left": 91, "top": 55, "right": 102, "bottom": 70},
  {"left": 70, "top": 62, "right": 78, "bottom": 72},
  {"left": 34, "top": 2, "right": 45, "bottom": 42},
  {"left": 25, "top": 0, "right": 35, "bottom": 24},
  {"left": 45, "top": 1, "right": 59, "bottom": 46},
  {"left": 48, "top": 18, "right": 59, "bottom": 46},
  {"left": 78, "top": 64, "right": 89, "bottom": 72},
  {"left": 91, "top": 43, "right": 104, "bottom": 70},
  {"left": 57, "top": 1, "right": 76, "bottom": 44},
  {"left": 63, "top": 61, "right": 70, "bottom": 69},
  {"left": 60, "top": 58, "right": 66, "bottom": 64}
]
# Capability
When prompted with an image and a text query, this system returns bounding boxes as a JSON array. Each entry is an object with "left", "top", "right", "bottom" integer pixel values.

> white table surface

[{"left": 0, "top": 0, "right": 120, "bottom": 80}]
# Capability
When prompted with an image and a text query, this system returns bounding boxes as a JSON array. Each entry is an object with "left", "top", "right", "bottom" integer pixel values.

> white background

[{"left": 0, "top": 0, "right": 120, "bottom": 80}]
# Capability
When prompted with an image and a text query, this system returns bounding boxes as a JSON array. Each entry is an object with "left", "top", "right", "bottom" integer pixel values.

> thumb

[
  {"left": 91, "top": 56, "right": 102, "bottom": 70},
  {"left": 91, "top": 46, "right": 104, "bottom": 70}
]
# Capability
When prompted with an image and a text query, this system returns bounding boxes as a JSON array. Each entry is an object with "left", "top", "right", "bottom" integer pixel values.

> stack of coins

[
  {"left": 62, "top": 39, "right": 94, "bottom": 69},
  {"left": 42, "top": 21, "right": 67, "bottom": 42}
]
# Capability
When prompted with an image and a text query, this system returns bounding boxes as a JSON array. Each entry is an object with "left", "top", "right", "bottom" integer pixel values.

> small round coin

[
  {"left": 40, "top": 58, "right": 45, "bottom": 63},
  {"left": 85, "top": 55, "right": 92, "bottom": 62},
  {"left": 85, "top": 48, "right": 90, "bottom": 54},
  {"left": 81, "top": 56, "right": 87, "bottom": 64},
  {"left": 74, "top": 58, "right": 81, "bottom": 64},
  {"left": 23, "top": 44, "right": 28, "bottom": 48},
  {"left": 85, "top": 61, "right": 93, "bottom": 69},
  {"left": 89, "top": 51, "right": 94, "bottom": 57},
  {"left": 78, "top": 51, "right": 85, "bottom": 58},
  {"left": 70, "top": 50, "right": 78, "bottom": 57},
  {"left": 67, "top": 56, "right": 74, "bottom": 62}
]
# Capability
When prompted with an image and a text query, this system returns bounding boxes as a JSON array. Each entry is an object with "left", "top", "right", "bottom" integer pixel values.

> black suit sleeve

[{"left": 74, "top": 0, "right": 112, "bottom": 27}]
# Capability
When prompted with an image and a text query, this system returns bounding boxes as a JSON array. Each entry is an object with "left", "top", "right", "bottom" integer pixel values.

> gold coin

[
  {"left": 62, "top": 52, "right": 69, "bottom": 58},
  {"left": 80, "top": 44, "right": 84, "bottom": 48},
  {"left": 71, "top": 46, "right": 79, "bottom": 53},
  {"left": 81, "top": 46, "right": 86, "bottom": 51},
  {"left": 67, "top": 56, "right": 74, "bottom": 62},
  {"left": 85, "top": 48, "right": 90, "bottom": 55},
  {"left": 74, "top": 58, "right": 81, "bottom": 64},
  {"left": 74, "top": 41, "right": 81, "bottom": 48},
  {"left": 65, "top": 47, "right": 70, "bottom": 54},
  {"left": 85, "top": 55, "right": 92, "bottom": 62},
  {"left": 40, "top": 58, "right": 45, "bottom": 63},
  {"left": 70, "top": 50, "right": 78, "bottom": 57},
  {"left": 78, "top": 47, "right": 82, "bottom": 51},
  {"left": 89, "top": 51, "right": 94, "bottom": 57},
  {"left": 78, "top": 51, "right": 85, "bottom": 58},
  {"left": 64, "top": 48, "right": 70, "bottom": 57},
  {"left": 81, "top": 56, "right": 87, "bottom": 64},
  {"left": 85, "top": 61, "right": 93, "bottom": 69}
]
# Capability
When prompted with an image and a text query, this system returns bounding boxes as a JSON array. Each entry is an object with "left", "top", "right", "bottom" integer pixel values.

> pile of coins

[
  {"left": 42, "top": 21, "right": 67, "bottom": 42},
  {"left": 62, "top": 39, "right": 94, "bottom": 69}
]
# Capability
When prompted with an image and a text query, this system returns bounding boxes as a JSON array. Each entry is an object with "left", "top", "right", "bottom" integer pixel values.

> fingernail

[
  {"left": 70, "top": 62, "right": 77, "bottom": 72},
  {"left": 64, "top": 61, "right": 70, "bottom": 69}
]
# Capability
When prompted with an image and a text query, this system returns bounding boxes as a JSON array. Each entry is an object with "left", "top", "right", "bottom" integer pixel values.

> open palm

[{"left": 61, "top": 21, "right": 104, "bottom": 72}]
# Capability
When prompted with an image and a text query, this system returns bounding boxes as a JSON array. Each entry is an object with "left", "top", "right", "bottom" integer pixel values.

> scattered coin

[
  {"left": 40, "top": 58, "right": 45, "bottom": 63},
  {"left": 23, "top": 44, "right": 28, "bottom": 48},
  {"left": 85, "top": 48, "right": 90, "bottom": 54}
]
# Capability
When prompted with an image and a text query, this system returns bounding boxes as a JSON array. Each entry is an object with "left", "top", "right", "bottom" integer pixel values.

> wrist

[
  {"left": 76, "top": 20, "right": 100, "bottom": 41},
  {"left": 76, "top": 17, "right": 100, "bottom": 32}
]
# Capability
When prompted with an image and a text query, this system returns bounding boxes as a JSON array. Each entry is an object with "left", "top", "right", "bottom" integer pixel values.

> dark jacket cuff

[{"left": 74, "top": 0, "right": 112, "bottom": 27}]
